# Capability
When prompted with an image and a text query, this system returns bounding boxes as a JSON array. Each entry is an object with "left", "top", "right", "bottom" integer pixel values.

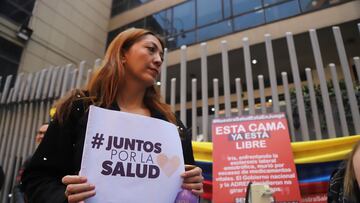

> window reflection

[
  {"left": 232, "top": 0, "right": 262, "bottom": 15},
  {"left": 197, "top": 0, "right": 222, "bottom": 27},
  {"left": 299, "top": 0, "right": 345, "bottom": 12},
  {"left": 173, "top": 1, "right": 195, "bottom": 33},
  {"left": 146, "top": 10, "right": 172, "bottom": 36},
  {"left": 263, "top": 0, "right": 288, "bottom": 7},
  {"left": 111, "top": 0, "right": 152, "bottom": 17},
  {"left": 108, "top": 0, "right": 351, "bottom": 50},
  {"left": 265, "top": 0, "right": 300, "bottom": 22},
  {"left": 234, "top": 10, "right": 265, "bottom": 31},
  {"left": 166, "top": 31, "right": 196, "bottom": 49},
  {"left": 223, "top": 0, "right": 232, "bottom": 18},
  {"left": 198, "top": 20, "right": 232, "bottom": 42}
]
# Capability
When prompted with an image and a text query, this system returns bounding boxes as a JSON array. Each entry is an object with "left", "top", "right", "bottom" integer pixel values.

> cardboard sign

[
  {"left": 80, "top": 106, "right": 185, "bottom": 203},
  {"left": 212, "top": 113, "right": 301, "bottom": 203}
]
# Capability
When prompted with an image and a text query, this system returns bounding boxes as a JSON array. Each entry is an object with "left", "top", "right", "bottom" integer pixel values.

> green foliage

[{"left": 289, "top": 80, "right": 360, "bottom": 131}]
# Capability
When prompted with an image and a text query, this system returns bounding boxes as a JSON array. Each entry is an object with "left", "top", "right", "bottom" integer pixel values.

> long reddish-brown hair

[
  {"left": 344, "top": 141, "right": 360, "bottom": 197},
  {"left": 55, "top": 28, "right": 176, "bottom": 125}
]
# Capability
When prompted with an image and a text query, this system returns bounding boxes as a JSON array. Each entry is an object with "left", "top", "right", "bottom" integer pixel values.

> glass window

[
  {"left": 0, "top": 36, "right": 23, "bottom": 87},
  {"left": 127, "top": 19, "right": 145, "bottom": 29},
  {"left": 263, "top": 0, "right": 288, "bottom": 7},
  {"left": 232, "top": 0, "right": 262, "bottom": 16},
  {"left": 299, "top": 0, "right": 333, "bottom": 12},
  {"left": 223, "top": 0, "right": 232, "bottom": 18},
  {"left": 233, "top": 10, "right": 264, "bottom": 31},
  {"left": 111, "top": 0, "right": 152, "bottom": 17},
  {"left": 107, "top": 27, "right": 126, "bottom": 47},
  {"left": 197, "top": 20, "right": 232, "bottom": 42},
  {"left": 173, "top": 1, "right": 195, "bottom": 33},
  {"left": 265, "top": 0, "right": 300, "bottom": 22},
  {"left": 146, "top": 9, "right": 172, "bottom": 36},
  {"left": 197, "top": 0, "right": 222, "bottom": 27},
  {"left": 0, "top": 0, "right": 35, "bottom": 25},
  {"left": 166, "top": 31, "right": 196, "bottom": 50},
  {"left": 176, "top": 31, "right": 196, "bottom": 47},
  {"left": 128, "top": 0, "right": 151, "bottom": 8},
  {"left": 300, "top": 0, "right": 314, "bottom": 11},
  {"left": 111, "top": 0, "right": 128, "bottom": 16}
]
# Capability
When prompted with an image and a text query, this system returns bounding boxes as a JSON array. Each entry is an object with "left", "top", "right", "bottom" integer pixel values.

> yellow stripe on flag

[{"left": 192, "top": 135, "right": 360, "bottom": 164}]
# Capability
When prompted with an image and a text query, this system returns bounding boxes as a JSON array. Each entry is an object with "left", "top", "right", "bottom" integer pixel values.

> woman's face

[
  {"left": 353, "top": 148, "right": 360, "bottom": 187},
  {"left": 123, "top": 34, "right": 163, "bottom": 87}
]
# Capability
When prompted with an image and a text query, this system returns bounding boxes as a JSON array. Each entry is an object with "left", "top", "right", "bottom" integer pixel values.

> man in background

[{"left": 12, "top": 123, "right": 49, "bottom": 203}]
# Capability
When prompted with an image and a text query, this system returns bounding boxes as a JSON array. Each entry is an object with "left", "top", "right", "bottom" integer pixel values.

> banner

[
  {"left": 302, "top": 194, "right": 327, "bottom": 203},
  {"left": 80, "top": 106, "right": 185, "bottom": 203},
  {"left": 212, "top": 113, "right": 301, "bottom": 203}
]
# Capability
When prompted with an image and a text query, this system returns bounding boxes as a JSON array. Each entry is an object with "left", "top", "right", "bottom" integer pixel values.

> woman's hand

[
  {"left": 181, "top": 165, "right": 204, "bottom": 196},
  {"left": 62, "top": 175, "right": 96, "bottom": 203}
]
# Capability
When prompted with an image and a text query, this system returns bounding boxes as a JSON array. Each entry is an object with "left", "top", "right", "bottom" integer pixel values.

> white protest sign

[{"left": 80, "top": 106, "right": 185, "bottom": 203}]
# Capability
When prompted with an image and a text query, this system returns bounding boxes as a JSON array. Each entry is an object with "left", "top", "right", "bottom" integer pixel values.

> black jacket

[
  {"left": 13, "top": 156, "right": 32, "bottom": 203},
  {"left": 22, "top": 95, "right": 194, "bottom": 203},
  {"left": 328, "top": 161, "right": 360, "bottom": 203}
]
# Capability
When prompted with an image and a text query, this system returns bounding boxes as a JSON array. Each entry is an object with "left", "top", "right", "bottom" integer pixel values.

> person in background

[
  {"left": 12, "top": 123, "right": 49, "bottom": 203},
  {"left": 328, "top": 141, "right": 360, "bottom": 202},
  {"left": 22, "top": 28, "right": 203, "bottom": 203}
]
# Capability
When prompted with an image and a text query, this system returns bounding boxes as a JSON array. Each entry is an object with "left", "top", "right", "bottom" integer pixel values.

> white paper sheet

[{"left": 80, "top": 106, "right": 185, "bottom": 203}]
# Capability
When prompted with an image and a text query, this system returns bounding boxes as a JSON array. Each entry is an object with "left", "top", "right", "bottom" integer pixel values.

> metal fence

[{"left": 0, "top": 24, "right": 359, "bottom": 202}]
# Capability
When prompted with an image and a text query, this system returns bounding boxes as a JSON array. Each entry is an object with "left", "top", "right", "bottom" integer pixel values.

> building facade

[
  {"left": 0, "top": 0, "right": 111, "bottom": 86},
  {"left": 0, "top": 0, "right": 359, "bottom": 129},
  {"left": 108, "top": 0, "right": 360, "bottom": 128}
]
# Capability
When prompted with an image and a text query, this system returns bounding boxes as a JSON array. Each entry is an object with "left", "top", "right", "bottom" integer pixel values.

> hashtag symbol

[{"left": 91, "top": 133, "right": 104, "bottom": 149}]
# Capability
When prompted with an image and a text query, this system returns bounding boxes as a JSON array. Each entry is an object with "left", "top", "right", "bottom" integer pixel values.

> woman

[
  {"left": 328, "top": 141, "right": 360, "bottom": 203},
  {"left": 22, "top": 28, "right": 203, "bottom": 203}
]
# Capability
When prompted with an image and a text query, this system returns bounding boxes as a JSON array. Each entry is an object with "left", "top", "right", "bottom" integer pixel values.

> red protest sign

[{"left": 212, "top": 113, "right": 301, "bottom": 203}]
